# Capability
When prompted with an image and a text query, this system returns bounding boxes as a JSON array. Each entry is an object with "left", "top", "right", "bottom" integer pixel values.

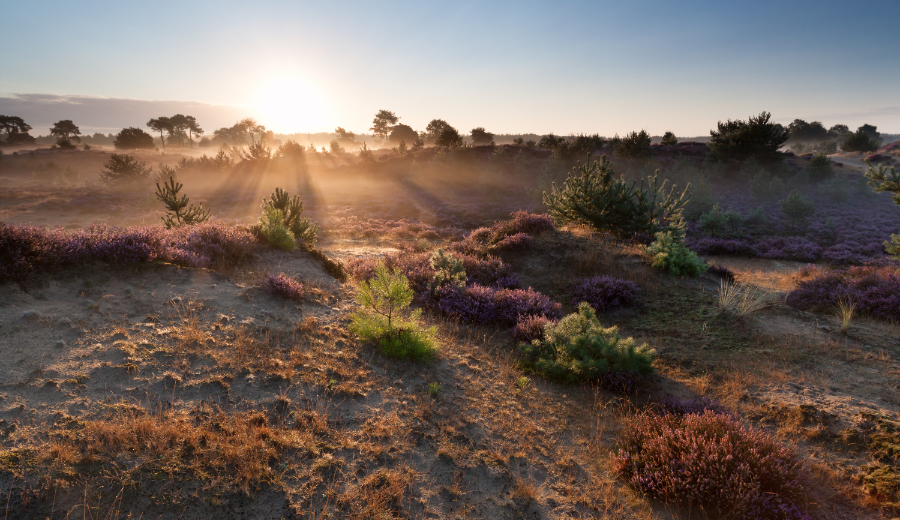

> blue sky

[{"left": 2, "top": 0, "right": 898, "bottom": 136}]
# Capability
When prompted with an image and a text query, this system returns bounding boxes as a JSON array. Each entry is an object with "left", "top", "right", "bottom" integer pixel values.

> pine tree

[{"left": 155, "top": 176, "right": 210, "bottom": 228}]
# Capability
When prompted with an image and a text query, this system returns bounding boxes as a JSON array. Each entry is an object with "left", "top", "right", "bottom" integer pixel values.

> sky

[{"left": 2, "top": 0, "right": 898, "bottom": 137}]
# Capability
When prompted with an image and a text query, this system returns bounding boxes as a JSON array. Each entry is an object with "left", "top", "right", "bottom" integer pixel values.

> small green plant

[
  {"left": 806, "top": 153, "right": 835, "bottom": 182},
  {"left": 155, "top": 177, "right": 210, "bottom": 229},
  {"left": 865, "top": 162, "right": 900, "bottom": 262},
  {"left": 519, "top": 302, "right": 655, "bottom": 384},
  {"left": 644, "top": 231, "right": 707, "bottom": 277},
  {"left": 543, "top": 155, "right": 689, "bottom": 239},
  {"left": 258, "top": 208, "right": 297, "bottom": 251},
  {"left": 780, "top": 190, "right": 815, "bottom": 229},
  {"left": 99, "top": 153, "right": 152, "bottom": 184},
  {"left": 261, "top": 188, "right": 318, "bottom": 247},
  {"left": 429, "top": 249, "right": 466, "bottom": 292},
  {"left": 749, "top": 169, "right": 786, "bottom": 200},
  {"left": 698, "top": 204, "right": 745, "bottom": 238},
  {"left": 427, "top": 382, "right": 441, "bottom": 397},
  {"left": 515, "top": 376, "right": 531, "bottom": 390},
  {"left": 351, "top": 261, "right": 438, "bottom": 361}
]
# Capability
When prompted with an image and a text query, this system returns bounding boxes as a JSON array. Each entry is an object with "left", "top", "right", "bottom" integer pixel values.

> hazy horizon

[{"left": 2, "top": 0, "right": 898, "bottom": 137}]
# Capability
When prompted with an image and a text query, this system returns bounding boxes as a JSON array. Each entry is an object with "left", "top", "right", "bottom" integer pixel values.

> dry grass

[{"left": 716, "top": 280, "right": 771, "bottom": 317}]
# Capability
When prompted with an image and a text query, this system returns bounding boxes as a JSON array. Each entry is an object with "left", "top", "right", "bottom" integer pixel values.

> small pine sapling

[
  {"left": 780, "top": 190, "right": 816, "bottom": 230},
  {"left": 261, "top": 188, "right": 318, "bottom": 248},
  {"left": 99, "top": 154, "right": 152, "bottom": 184},
  {"left": 429, "top": 249, "right": 466, "bottom": 293},
  {"left": 806, "top": 153, "right": 835, "bottom": 182},
  {"left": 644, "top": 231, "right": 707, "bottom": 277},
  {"left": 155, "top": 176, "right": 210, "bottom": 229},
  {"left": 258, "top": 208, "right": 297, "bottom": 251}
]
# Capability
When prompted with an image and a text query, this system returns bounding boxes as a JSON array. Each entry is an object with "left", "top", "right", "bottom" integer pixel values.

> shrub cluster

[
  {"left": 263, "top": 273, "right": 304, "bottom": 300},
  {"left": 519, "top": 302, "right": 654, "bottom": 384},
  {"left": 450, "top": 211, "right": 552, "bottom": 254},
  {"left": 566, "top": 275, "right": 638, "bottom": 313},
  {"left": 614, "top": 410, "right": 811, "bottom": 520},
  {"left": 511, "top": 314, "right": 557, "bottom": 343},
  {"left": 0, "top": 220, "right": 256, "bottom": 285},
  {"left": 785, "top": 263, "right": 900, "bottom": 321},
  {"left": 645, "top": 231, "right": 707, "bottom": 277}
]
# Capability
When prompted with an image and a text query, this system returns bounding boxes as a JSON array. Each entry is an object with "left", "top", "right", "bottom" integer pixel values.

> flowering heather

[
  {"left": 0, "top": 220, "right": 257, "bottom": 285},
  {"left": 494, "top": 232, "right": 532, "bottom": 250},
  {"left": 510, "top": 211, "right": 555, "bottom": 235},
  {"left": 512, "top": 314, "right": 557, "bottom": 343},
  {"left": 263, "top": 273, "right": 304, "bottom": 300},
  {"left": 614, "top": 410, "right": 811, "bottom": 520},
  {"left": 685, "top": 180, "right": 900, "bottom": 266},
  {"left": 435, "top": 284, "right": 562, "bottom": 326},
  {"left": 785, "top": 263, "right": 900, "bottom": 321},
  {"left": 567, "top": 276, "right": 638, "bottom": 313}
]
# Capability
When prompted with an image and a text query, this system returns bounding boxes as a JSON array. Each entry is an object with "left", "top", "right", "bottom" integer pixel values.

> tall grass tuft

[{"left": 717, "top": 280, "right": 769, "bottom": 317}]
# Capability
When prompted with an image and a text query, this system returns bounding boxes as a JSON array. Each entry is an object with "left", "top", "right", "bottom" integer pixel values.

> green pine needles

[
  {"left": 351, "top": 261, "right": 438, "bottom": 361},
  {"left": 780, "top": 190, "right": 816, "bottom": 229},
  {"left": 261, "top": 187, "right": 319, "bottom": 248},
  {"left": 155, "top": 176, "right": 211, "bottom": 229},
  {"left": 429, "top": 249, "right": 466, "bottom": 293},
  {"left": 520, "top": 302, "right": 655, "bottom": 384},
  {"left": 865, "top": 162, "right": 900, "bottom": 261},
  {"left": 258, "top": 208, "right": 297, "bottom": 251},
  {"left": 543, "top": 155, "right": 689, "bottom": 239},
  {"left": 644, "top": 231, "right": 708, "bottom": 277}
]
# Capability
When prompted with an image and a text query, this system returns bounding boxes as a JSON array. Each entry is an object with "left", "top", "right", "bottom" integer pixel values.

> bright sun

[{"left": 252, "top": 75, "right": 330, "bottom": 134}]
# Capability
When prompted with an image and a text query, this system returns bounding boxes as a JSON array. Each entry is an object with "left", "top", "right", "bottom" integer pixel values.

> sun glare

[{"left": 253, "top": 75, "right": 330, "bottom": 134}]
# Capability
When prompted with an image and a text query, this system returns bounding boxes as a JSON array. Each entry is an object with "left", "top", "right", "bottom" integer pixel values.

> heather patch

[
  {"left": 435, "top": 283, "right": 562, "bottom": 326},
  {"left": 785, "top": 263, "right": 900, "bottom": 321},
  {"left": 614, "top": 410, "right": 811, "bottom": 520},
  {"left": 566, "top": 275, "right": 638, "bottom": 313},
  {"left": 263, "top": 273, "right": 304, "bottom": 300}
]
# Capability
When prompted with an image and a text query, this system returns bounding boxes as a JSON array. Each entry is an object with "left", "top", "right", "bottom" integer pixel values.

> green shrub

[
  {"left": 543, "top": 156, "right": 688, "bottom": 239},
  {"left": 661, "top": 131, "right": 677, "bottom": 147},
  {"left": 806, "top": 153, "right": 834, "bottom": 182},
  {"left": 780, "top": 190, "right": 815, "bottom": 229},
  {"left": 842, "top": 128, "right": 880, "bottom": 152},
  {"left": 261, "top": 188, "right": 318, "bottom": 247},
  {"left": 612, "top": 130, "right": 652, "bottom": 159},
  {"left": 351, "top": 261, "right": 438, "bottom": 361},
  {"left": 257, "top": 208, "right": 297, "bottom": 251},
  {"left": 750, "top": 169, "right": 786, "bottom": 200},
  {"left": 519, "top": 302, "right": 655, "bottom": 384},
  {"left": 429, "top": 249, "right": 466, "bottom": 292},
  {"left": 155, "top": 177, "right": 210, "bottom": 229},
  {"left": 644, "top": 231, "right": 707, "bottom": 277},
  {"left": 708, "top": 111, "right": 790, "bottom": 164},
  {"left": 698, "top": 204, "right": 745, "bottom": 238},
  {"left": 865, "top": 163, "right": 900, "bottom": 261}
]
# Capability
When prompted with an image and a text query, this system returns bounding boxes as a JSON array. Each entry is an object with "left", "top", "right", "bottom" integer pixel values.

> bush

[
  {"left": 660, "top": 131, "right": 677, "bottom": 147},
  {"left": 842, "top": 128, "right": 880, "bottom": 152},
  {"left": 567, "top": 276, "right": 638, "bottom": 313},
  {"left": 780, "top": 190, "right": 815, "bottom": 229},
  {"left": 257, "top": 208, "right": 296, "bottom": 251},
  {"left": 260, "top": 188, "right": 318, "bottom": 248},
  {"left": 113, "top": 127, "right": 156, "bottom": 150},
  {"left": 785, "top": 264, "right": 900, "bottom": 322},
  {"left": 698, "top": 204, "right": 746, "bottom": 238},
  {"left": 645, "top": 231, "right": 707, "bottom": 277},
  {"left": 350, "top": 261, "right": 438, "bottom": 361},
  {"left": 865, "top": 163, "right": 900, "bottom": 262},
  {"left": 543, "top": 156, "right": 688, "bottom": 239},
  {"left": 708, "top": 111, "right": 790, "bottom": 164},
  {"left": 612, "top": 130, "right": 652, "bottom": 159},
  {"left": 614, "top": 410, "right": 810, "bottom": 520},
  {"left": 429, "top": 248, "right": 466, "bottom": 292},
  {"left": 264, "top": 273, "right": 304, "bottom": 300},
  {"left": 750, "top": 169, "right": 786, "bottom": 200},
  {"left": 806, "top": 153, "right": 834, "bottom": 182},
  {"left": 519, "top": 302, "right": 655, "bottom": 384},
  {"left": 99, "top": 154, "right": 152, "bottom": 184}
]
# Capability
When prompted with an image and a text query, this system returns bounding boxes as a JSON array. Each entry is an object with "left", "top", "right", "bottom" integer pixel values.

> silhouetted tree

[
  {"left": 114, "top": 127, "right": 156, "bottom": 150},
  {"left": 538, "top": 133, "right": 565, "bottom": 149},
  {"left": 371, "top": 110, "right": 399, "bottom": 142},
  {"left": 335, "top": 127, "right": 357, "bottom": 145},
  {"left": 425, "top": 119, "right": 453, "bottom": 144},
  {"left": 661, "top": 131, "right": 678, "bottom": 147},
  {"left": 827, "top": 124, "right": 850, "bottom": 139},
  {"left": 212, "top": 123, "right": 245, "bottom": 145},
  {"left": 49, "top": 120, "right": 82, "bottom": 146},
  {"left": 787, "top": 119, "right": 828, "bottom": 141},
  {"left": 435, "top": 126, "right": 463, "bottom": 148},
  {"left": 169, "top": 114, "right": 191, "bottom": 147},
  {"left": 708, "top": 111, "right": 789, "bottom": 164},
  {"left": 470, "top": 127, "right": 495, "bottom": 146},
  {"left": 389, "top": 123, "right": 417, "bottom": 145},
  {"left": 147, "top": 117, "right": 172, "bottom": 151},
  {"left": 0, "top": 115, "right": 35, "bottom": 144},
  {"left": 842, "top": 126, "right": 881, "bottom": 152},
  {"left": 239, "top": 118, "right": 266, "bottom": 145},
  {"left": 186, "top": 116, "right": 203, "bottom": 147}
]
